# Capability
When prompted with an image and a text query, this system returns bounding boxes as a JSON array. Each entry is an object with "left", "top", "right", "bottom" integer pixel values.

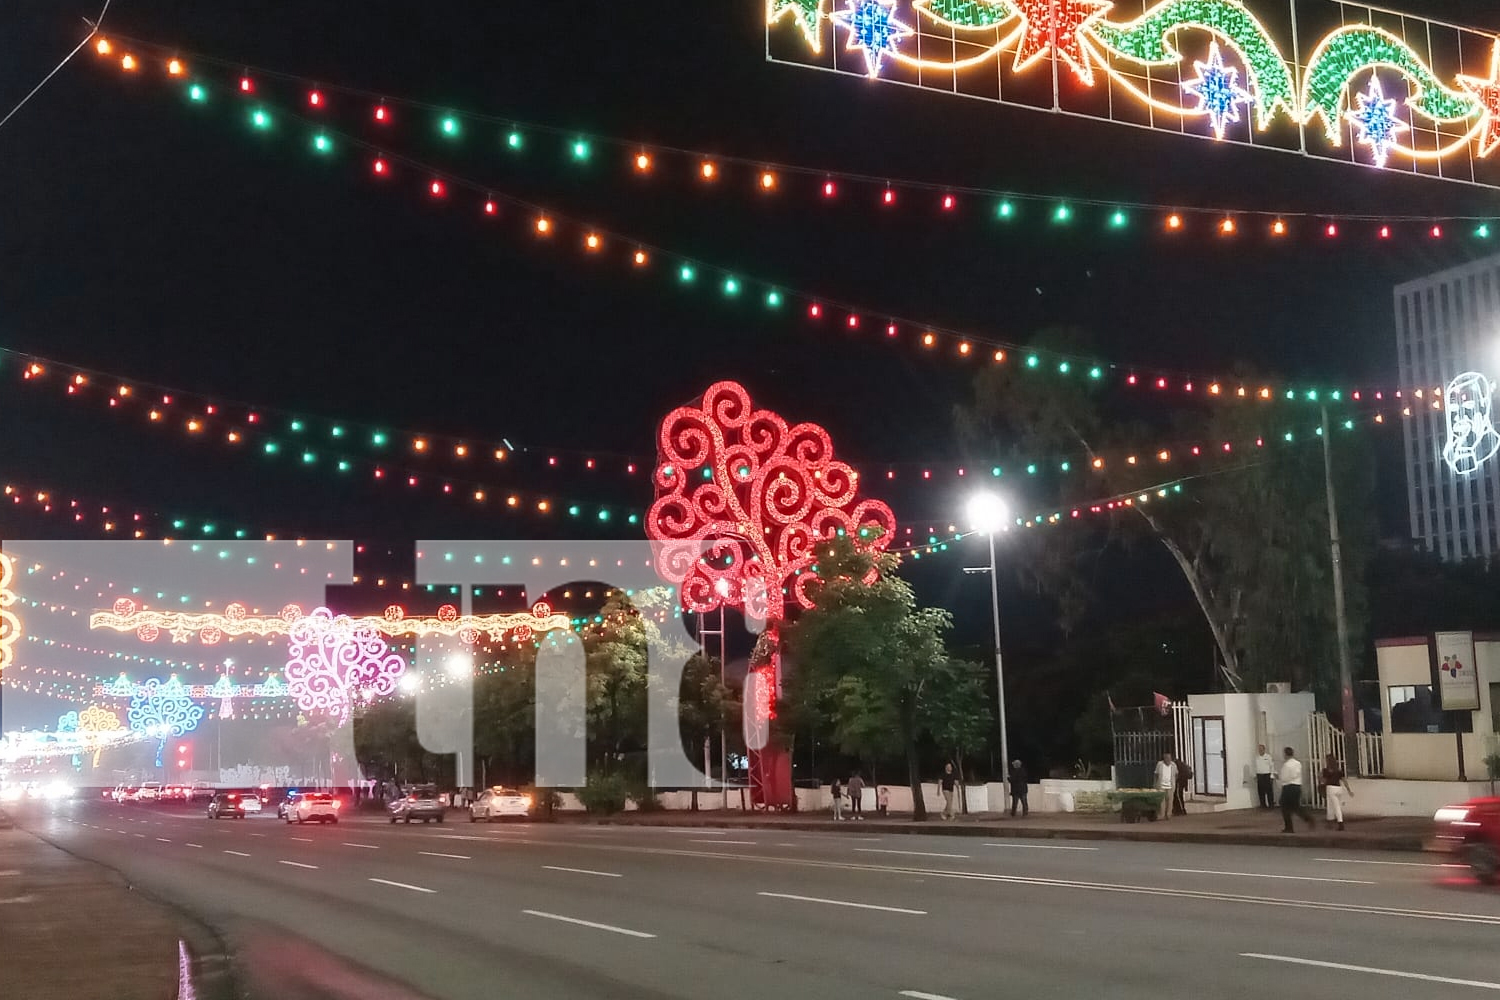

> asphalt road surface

[{"left": 17, "top": 800, "right": 1500, "bottom": 1000}]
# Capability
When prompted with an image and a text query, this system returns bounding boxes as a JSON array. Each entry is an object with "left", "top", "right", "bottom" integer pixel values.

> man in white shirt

[
  {"left": 1277, "top": 747, "right": 1315, "bottom": 833},
  {"left": 1155, "top": 752, "right": 1178, "bottom": 821},
  {"left": 1253, "top": 744, "right": 1275, "bottom": 809}
]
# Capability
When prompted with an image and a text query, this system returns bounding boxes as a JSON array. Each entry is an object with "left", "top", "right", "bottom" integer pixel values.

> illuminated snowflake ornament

[
  {"left": 1444, "top": 372, "right": 1499, "bottom": 476},
  {"left": 284, "top": 608, "right": 407, "bottom": 726},
  {"left": 1345, "top": 74, "right": 1408, "bottom": 168},
  {"left": 1183, "top": 42, "right": 1254, "bottom": 141},
  {"left": 830, "top": 0, "right": 913, "bottom": 77}
]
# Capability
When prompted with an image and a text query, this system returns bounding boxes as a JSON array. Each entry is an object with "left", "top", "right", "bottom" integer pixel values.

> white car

[
  {"left": 240, "top": 793, "right": 262, "bottom": 814},
  {"left": 136, "top": 782, "right": 162, "bottom": 802},
  {"left": 284, "top": 791, "right": 340, "bottom": 825},
  {"left": 470, "top": 786, "right": 531, "bottom": 822}
]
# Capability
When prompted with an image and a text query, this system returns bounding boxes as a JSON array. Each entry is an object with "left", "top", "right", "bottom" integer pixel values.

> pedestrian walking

[
  {"left": 876, "top": 785, "right": 889, "bottom": 817},
  {"left": 1173, "top": 756, "right": 1193, "bottom": 817},
  {"left": 1155, "top": 752, "right": 1177, "bottom": 821},
  {"left": 1008, "top": 759, "right": 1029, "bottom": 817},
  {"left": 830, "top": 777, "right": 844, "bottom": 821},
  {"left": 1278, "top": 747, "right": 1316, "bottom": 833},
  {"left": 939, "top": 763, "right": 958, "bottom": 820},
  {"left": 1321, "top": 753, "right": 1353, "bottom": 831},
  {"left": 847, "top": 771, "right": 865, "bottom": 820},
  {"left": 1253, "top": 744, "right": 1275, "bottom": 809}
]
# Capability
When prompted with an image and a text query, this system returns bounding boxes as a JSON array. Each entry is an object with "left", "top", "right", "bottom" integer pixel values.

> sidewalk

[
  {"left": 0, "top": 812, "right": 195, "bottom": 1000},
  {"left": 567, "top": 807, "right": 1435, "bottom": 852}
]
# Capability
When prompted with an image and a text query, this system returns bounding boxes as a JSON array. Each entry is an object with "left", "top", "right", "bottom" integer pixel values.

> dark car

[
  {"left": 207, "top": 791, "right": 247, "bottom": 820},
  {"left": 1434, "top": 797, "right": 1500, "bottom": 882},
  {"left": 388, "top": 788, "right": 446, "bottom": 824}
]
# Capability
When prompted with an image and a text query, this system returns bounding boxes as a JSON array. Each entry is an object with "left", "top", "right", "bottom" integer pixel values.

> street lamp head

[{"left": 966, "top": 492, "right": 1009, "bottom": 535}]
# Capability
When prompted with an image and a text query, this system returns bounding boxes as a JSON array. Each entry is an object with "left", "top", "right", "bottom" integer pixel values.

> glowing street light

[{"left": 964, "top": 492, "right": 1013, "bottom": 815}]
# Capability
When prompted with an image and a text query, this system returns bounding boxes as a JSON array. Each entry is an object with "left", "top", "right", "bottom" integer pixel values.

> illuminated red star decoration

[
  {"left": 1012, "top": 0, "right": 1112, "bottom": 87},
  {"left": 1457, "top": 40, "right": 1500, "bottom": 158}
]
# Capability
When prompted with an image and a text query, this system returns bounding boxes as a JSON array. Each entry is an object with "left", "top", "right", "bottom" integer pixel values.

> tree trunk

[
  {"left": 906, "top": 736, "right": 926, "bottom": 821},
  {"left": 1136, "top": 508, "right": 1244, "bottom": 692}
]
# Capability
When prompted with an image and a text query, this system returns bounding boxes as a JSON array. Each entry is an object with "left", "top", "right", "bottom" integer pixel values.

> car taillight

[
  {"left": 408, "top": 795, "right": 417, "bottom": 802},
  {"left": 228, "top": 794, "right": 238, "bottom": 800}
]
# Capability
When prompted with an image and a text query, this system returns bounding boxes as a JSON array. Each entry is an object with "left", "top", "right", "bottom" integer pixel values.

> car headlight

[
  {"left": 1434, "top": 807, "right": 1471, "bottom": 824},
  {"left": 521, "top": 795, "right": 533, "bottom": 807}
]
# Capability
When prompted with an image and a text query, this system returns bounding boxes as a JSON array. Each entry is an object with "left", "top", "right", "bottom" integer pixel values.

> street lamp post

[{"left": 966, "top": 493, "right": 1011, "bottom": 815}]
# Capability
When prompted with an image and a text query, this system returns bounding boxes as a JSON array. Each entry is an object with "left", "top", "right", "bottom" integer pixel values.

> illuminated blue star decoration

[
  {"left": 831, "top": 0, "right": 913, "bottom": 78},
  {"left": 1182, "top": 42, "right": 1254, "bottom": 141},
  {"left": 1344, "top": 74, "right": 1408, "bottom": 168}
]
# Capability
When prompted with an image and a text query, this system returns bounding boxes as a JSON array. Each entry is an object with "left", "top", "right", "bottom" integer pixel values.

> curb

[{"left": 564, "top": 815, "right": 1428, "bottom": 852}]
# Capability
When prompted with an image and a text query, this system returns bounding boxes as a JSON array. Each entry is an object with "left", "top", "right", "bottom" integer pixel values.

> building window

[{"left": 1389, "top": 685, "right": 1470, "bottom": 733}]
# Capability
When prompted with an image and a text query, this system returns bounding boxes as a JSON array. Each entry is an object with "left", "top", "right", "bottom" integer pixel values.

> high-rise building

[{"left": 1393, "top": 257, "right": 1500, "bottom": 562}]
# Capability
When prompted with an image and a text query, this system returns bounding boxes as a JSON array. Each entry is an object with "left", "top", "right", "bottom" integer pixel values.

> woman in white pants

[{"left": 1320, "top": 754, "right": 1353, "bottom": 831}]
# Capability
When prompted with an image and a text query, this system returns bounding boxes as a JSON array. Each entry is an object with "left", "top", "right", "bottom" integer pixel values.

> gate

[{"left": 1306, "top": 712, "right": 1345, "bottom": 807}]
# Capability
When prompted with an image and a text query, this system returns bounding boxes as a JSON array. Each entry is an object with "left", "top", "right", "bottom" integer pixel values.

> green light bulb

[
  {"left": 312, "top": 134, "right": 332, "bottom": 153},
  {"left": 290, "top": 420, "right": 304, "bottom": 432},
  {"left": 1058, "top": 361, "right": 1071, "bottom": 375},
  {"left": 571, "top": 139, "right": 591, "bottom": 161},
  {"left": 251, "top": 109, "right": 271, "bottom": 129},
  {"left": 372, "top": 432, "right": 387, "bottom": 446},
  {"left": 1110, "top": 210, "right": 1128, "bottom": 228},
  {"left": 302, "top": 451, "right": 316, "bottom": 464},
  {"left": 188, "top": 84, "right": 206, "bottom": 102},
  {"left": 1478, "top": 224, "right": 1492, "bottom": 239},
  {"left": 723, "top": 278, "right": 740, "bottom": 296},
  {"left": 679, "top": 265, "right": 696, "bottom": 283},
  {"left": 1026, "top": 355, "right": 1040, "bottom": 369},
  {"left": 766, "top": 290, "right": 782, "bottom": 308},
  {"left": 1089, "top": 367, "right": 1103, "bottom": 379},
  {"left": 997, "top": 201, "right": 1015, "bottom": 219},
  {"left": 264, "top": 442, "right": 280, "bottom": 455},
  {"left": 1053, "top": 204, "right": 1072, "bottom": 223},
  {"left": 441, "top": 116, "right": 460, "bottom": 136},
  {"left": 506, "top": 130, "right": 523, "bottom": 149}
]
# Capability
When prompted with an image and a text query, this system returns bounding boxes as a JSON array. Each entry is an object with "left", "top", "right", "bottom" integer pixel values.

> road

[{"left": 16, "top": 800, "right": 1500, "bottom": 1000}]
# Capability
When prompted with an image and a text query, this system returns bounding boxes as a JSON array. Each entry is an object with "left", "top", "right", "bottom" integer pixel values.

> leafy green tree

[
  {"left": 918, "top": 657, "right": 992, "bottom": 812},
  {"left": 676, "top": 652, "right": 741, "bottom": 809},
  {"left": 787, "top": 536, "right": 961, "bottom": 820}
]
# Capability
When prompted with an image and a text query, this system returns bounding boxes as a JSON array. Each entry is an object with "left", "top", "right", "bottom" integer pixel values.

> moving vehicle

[
  {"left": 240, "top": 792, "right": 263, "bottom": 814},
  {"left": 136, "top": 782, "right": 162, "bottom": 802},
  {"left": 470, "top": 786, "right": 531, "bottom": 822},
  {"left": 1435, "top": 797, "right": 1500, "bottom": 882},
  {"left": 388, "top": 788, "right": 446, "bottom": 824},
  {"left": 284, "top": 791, "right": 340, "bottom": 825},
  {"left": 207, "top": 792, "right": 246, "bottom": 819}
]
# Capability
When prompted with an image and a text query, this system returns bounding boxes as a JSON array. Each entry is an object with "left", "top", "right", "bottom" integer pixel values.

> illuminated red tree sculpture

[{"left": 647, "top": 381, "right": 896, "bottom": 807}]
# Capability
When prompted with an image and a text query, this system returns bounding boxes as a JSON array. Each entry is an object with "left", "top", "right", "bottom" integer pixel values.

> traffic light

[{"left": 175, "top": 742, "right": 191, "bottom": 770}]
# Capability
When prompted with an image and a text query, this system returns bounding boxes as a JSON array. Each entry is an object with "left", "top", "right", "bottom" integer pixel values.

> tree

[
  {"left": 956, "top": 330, "right": 1375, "bottom": 697},
  {"left": 918, "top": 657, "right": 992, "bottom": 813},
  {"left": 787, "top": 535, "right": 960, "bottom": 821}
]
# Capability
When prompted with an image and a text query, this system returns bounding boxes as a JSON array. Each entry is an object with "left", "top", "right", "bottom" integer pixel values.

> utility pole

[
  {"left": 987, "top": 532, "right": 1011, "bottom": 807},
  {"left": 1321, "top": 406, "right": 1358, "bottom": 775}
]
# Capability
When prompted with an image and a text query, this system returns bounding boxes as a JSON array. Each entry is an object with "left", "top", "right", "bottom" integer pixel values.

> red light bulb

[
  {"left": 372, "top": 157, "right": 387, "bottom": 175},
  {"left": 308, "top": 90, "right": 323, "bottom": 107},
  {"left": 429, "top": 179, "right": 445, "bottom": 198},
  {"left": 823, "top": 180, "right": 837, "bottom": 198},
  {"left": 239, "top": 76, "right": 253, "bottom": 93},
  {"left": 882, "top": 188, "right": 896, "bottom": 206},
  {"left": 374, "top": 104, "right": 389, "bottom": 123}
]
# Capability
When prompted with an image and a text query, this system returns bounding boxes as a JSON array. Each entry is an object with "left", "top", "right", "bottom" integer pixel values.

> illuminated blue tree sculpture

[{"left": 128, "top": 676, "right": 204, "bottom": 767}]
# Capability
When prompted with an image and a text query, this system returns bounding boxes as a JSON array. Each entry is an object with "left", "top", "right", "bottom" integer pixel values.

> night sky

[{"left": 3, "top": 1, "right": 1499, "bottom": 731}]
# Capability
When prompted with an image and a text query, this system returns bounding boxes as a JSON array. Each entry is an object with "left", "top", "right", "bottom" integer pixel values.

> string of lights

[
  {"left": 95, "top": 31, "right": 1500, "bottom": 237},
  {"left": 84, "top": 44, "right": 1415, "bottom": 399}
]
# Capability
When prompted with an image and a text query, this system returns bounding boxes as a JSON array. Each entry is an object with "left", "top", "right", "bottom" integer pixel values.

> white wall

[
  {"left": 1187, "top": 692, "right": 1314, "bottom": 810},
  {"left": 1346, "top": 778, "right": 1494, "bottom": 817}
]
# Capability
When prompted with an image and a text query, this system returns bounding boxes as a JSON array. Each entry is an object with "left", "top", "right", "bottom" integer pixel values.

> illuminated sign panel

[{"left": 768, "top": 0, "right": 1500, "bottom": 187}]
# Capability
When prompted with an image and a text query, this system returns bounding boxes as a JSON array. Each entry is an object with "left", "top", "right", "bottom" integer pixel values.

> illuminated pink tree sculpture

[
  {"left": 647, "top": 381, "right": 895, "bottom": 807},
  {"left": 284, "top": 608, "right": 407, "bottom": 727}
]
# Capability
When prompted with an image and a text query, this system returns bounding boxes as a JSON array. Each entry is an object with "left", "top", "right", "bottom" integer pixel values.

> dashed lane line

[{"left": 521, "top": 910, "right": 655, "bottom": 939}]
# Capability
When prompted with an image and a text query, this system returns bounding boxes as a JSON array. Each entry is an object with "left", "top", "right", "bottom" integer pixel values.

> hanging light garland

[
  {"left": 83, "top": 44, "right": 1421, "bottom": 400},
  {"left": 93, "top": 32, "right": 1500, "bottom": 238}
]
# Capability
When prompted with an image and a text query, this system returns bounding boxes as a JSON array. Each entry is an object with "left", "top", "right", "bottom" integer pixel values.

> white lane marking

[
  {"left": 776, "top": 842, "right": 799, "bottom": 847},
  {"left": 342, "top": 843, "right": 379, "bottom": 850},
  {"left": 1168, "top": 868, "right": 1375, "bottom": 885},
  {"left": 0, "top": 895, "right": 36, "bottom": 905},
  {"left": 693, "top": 839, "right": 755, "bottom": 845},
  {"left": 1315, "top": 858, "right": 1463, "bottom": 869},
  {"left": 983, "top": 843, "right": 1099, "bottom": 851},
  {"left": 156, "top": 838, "right": 172, "bottom": 843},
  {"left": 522, "top": 910, "right": 655, "bottom": 939},
  {"left": 574, "top": 844, "right": 1500, "bottom": 926},
  {"left": 223, "top": 850, "right": 250, "bottom": 857},
  {"left": 435, "top": 835, "right": 494, "bottom": 842},
  {"left": 291, "top": 837, "right": 313, "bottom": 843},
  {"left": 901, "top": 991, "right": 961, "bottom": 1000},
  {"left": 0, "top": 870, "right": 20, "bottom": 877},
  {"left": 757, "top": 892, "right": 926, "bottom": 915},
  {"left": 185, "top": 843, "right": 203, "bottom": 849},
  {"left": 659, "top": 829, "right": 727, "bottom": 835},
  {"left": 542, "top": 866, "right": 622, "bottom": 878},
  {"left": 249, "top": 833, "right": 266, "bottom": 838},
  {"left": 278, "top": 860, "right": 319, "bottom": 870},
  {"left": 856, "top": 848, "right": 970, "bottom": 860},
  {"left": 419, "top": 851, "right": 471, "bottom": 860},
  {"left": 368, "top": 878, "right": 435, "bottom": 894},
  {"left": 133, "top": 833, "right": 146, "bottom": 838},
  {"left": 1242, "top": 954, "right": 1500, "bottom": 990}
]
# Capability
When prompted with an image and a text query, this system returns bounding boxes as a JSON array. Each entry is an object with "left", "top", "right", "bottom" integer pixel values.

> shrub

[{"left": 575, "top": 772, "right": 630, "bottom": 815}]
